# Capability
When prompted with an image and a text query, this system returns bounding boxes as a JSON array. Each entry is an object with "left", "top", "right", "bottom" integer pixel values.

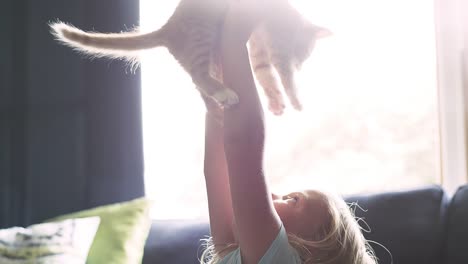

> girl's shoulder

[{"left": 217, "top": 225, "right": 302, "bottom": 264}]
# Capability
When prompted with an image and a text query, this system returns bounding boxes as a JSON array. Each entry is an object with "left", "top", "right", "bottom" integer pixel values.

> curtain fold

[
  {"left": 81, "top": 0, "right": 144, "bottom": 209},
  {"left": 1, "top": 0, "right": 29, "bottom": 228},
  {"left": 0, "top": 0, "right": 144, "bottom": 228}
]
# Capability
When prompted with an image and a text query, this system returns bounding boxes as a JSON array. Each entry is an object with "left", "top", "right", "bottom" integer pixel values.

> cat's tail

[{"left": 49, "top": 21, "right": 167, "bottom": 66}]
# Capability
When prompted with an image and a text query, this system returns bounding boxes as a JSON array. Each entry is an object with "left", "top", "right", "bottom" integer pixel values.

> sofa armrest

[{"left": 445, "top": 185, "right": 468, "bottom": 263}]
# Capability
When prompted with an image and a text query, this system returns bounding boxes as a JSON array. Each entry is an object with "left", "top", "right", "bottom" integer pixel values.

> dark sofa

[{"left": 142, "top": 185, "right": 468, "bottom": 264}]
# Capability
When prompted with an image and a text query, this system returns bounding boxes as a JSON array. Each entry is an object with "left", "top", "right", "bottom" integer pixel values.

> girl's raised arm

[
  {"left": 203, "top": 99, "right": 235, "bottom": 250},
  {"left": 220, "top": 2, "right": 282, "bottom": 263}
]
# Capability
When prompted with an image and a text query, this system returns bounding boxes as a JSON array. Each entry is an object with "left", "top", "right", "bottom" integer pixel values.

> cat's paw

[
  {"left": 291, "top": 99, "right": 303, "bottom": 111},
  {"left": 267, "top": 96, "right": 286, "bottom": 115},
  {"left": 212, "top": 89, "right": 239, "bottom": 108},
  {"left": 268, "top": 101, "right": 285, "bottom": 115}
]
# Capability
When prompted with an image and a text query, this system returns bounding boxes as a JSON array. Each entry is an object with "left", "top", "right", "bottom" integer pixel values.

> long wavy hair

[{"left": 200, "top": 190, "right": 378, "bottom": 264}]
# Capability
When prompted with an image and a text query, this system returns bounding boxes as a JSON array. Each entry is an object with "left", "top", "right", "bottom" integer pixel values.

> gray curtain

[{"left": 1, "top": 0, "right": 144, "bottom": 228}]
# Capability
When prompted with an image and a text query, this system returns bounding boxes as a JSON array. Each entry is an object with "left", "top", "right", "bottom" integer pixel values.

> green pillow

[{"left": 48, "top": 197, "right": 152, "bottom": 264}]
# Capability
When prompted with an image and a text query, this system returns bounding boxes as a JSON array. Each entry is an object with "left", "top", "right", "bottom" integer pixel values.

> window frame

[{"left": 435, "top": 0, "right": 468, "bottom": 194}]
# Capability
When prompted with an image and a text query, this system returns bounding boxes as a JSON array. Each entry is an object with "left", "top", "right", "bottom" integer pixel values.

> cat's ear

[
  {"left": 315, "top": 27, "right": 333, "bottom": 39},
  {"left": 308, "top": 25, "right": 333, "bottom": 39}
]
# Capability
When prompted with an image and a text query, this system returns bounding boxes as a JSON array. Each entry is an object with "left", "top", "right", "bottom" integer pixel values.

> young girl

[{"left": 201, "top": 1, "right": 378, "bottom": 263}]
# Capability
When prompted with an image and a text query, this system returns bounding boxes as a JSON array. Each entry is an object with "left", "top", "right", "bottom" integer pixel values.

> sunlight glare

[{"left": 140, "top": 0, "right": 437, "bottom": 219}]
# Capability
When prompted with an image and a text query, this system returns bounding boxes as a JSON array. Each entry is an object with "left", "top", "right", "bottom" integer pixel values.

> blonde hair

[{"left": 200, "top": 191, "right": 378, "bottom": 264}]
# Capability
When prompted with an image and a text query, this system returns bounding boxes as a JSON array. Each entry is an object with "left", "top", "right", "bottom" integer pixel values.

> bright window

[{"left": 140, "top": 0, "right": 440, "bottom": 219}]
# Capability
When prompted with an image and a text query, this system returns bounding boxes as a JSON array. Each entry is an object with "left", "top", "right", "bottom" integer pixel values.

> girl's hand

[
  {"left": 225, "top": 0, "right": 265, "bottom": 44},
  {"left": 201, "top": 93, "right": 224, "bottom": 126},
  {"left": 202, "top": 37, "right": 225, "bottom": 126},
  {"left": 202, "top": 0, "right": 265, "bottom": 125}
]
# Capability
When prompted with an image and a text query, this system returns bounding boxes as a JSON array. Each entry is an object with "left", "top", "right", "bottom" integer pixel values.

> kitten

[
  {"left": 249, "top": 1, "right": 331, "bottom": 114},
  {"left": 50, "top": 0, "right": 330, "bottom": 113}
]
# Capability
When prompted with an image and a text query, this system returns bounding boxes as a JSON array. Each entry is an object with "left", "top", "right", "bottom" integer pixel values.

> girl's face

[{"left": 272, "top": 190, "right": 329, "bottom": 239}]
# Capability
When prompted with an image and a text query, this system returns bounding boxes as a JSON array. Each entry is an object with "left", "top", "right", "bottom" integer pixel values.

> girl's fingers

[
  {"left": 201, "top": 93, "right": 224, "bottom": 119},
  {"left": 201, "top": 93, "right": 217, "bottom": 110},
  {"left": 224, "top": 0, "right": 263, "bottom": 43}
]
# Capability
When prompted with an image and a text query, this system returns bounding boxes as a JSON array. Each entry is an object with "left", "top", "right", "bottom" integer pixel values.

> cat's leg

[
  {"left": 274, "top": 62, "right": 302, "bottom": 111},
  {"left": 186, "top": 27, "right": 238, "bottom": 108},
  {"left": 252, "top": 63, "right": 285, "bottom": 115},
  {"left": 248, "top": 36, "right": 285, "bottom": 115}
]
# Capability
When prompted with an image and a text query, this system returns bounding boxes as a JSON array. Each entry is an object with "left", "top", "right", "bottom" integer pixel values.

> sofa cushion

[
  {"left": 0, "top": 217, "right": 100, "bottom": 264},
  {"left": 143, "top": 185, "right": 449, "bottom": 264},
  {"left": 445, "top": 185, "right": 468, "bottom": 264},
  {"left": 143, "top": 220, "right": 209, "bottom": 264},
  {"left": 49, "top": 197, "right": 152, "bottom": 264},
  {"left": 346, "top": 185, "right": 448, "bottom": 264}
]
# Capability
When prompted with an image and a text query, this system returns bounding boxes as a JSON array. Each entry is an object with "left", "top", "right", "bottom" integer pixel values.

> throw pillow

[
  {"left": 48, "top": 197, "right": 152, "bottom": 264},
  {"left": 0, "top": 217, "right": 100, "bottom": 264}
]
